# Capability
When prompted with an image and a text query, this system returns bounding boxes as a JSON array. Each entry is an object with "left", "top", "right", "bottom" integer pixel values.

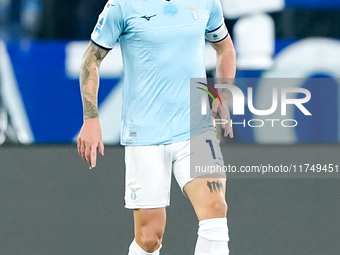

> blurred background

[
  {"left": 1, "top": 0, "right": 340, "bottom": 144},
  {"left": 1, "top": 1, "right": 340, "bottom": 255}
]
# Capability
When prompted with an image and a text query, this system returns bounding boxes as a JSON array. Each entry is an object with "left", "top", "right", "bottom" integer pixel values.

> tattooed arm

[
  {"left": 77, "top": 42, "right": 110, "bottom": 168},
  {"left": 80, "top": 42, "right": 109, "bottom": 119}
]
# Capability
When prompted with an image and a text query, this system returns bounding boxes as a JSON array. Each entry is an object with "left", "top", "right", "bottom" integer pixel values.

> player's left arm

[{"left": 210, "top": 35, "right": 236, "bottom": 138}]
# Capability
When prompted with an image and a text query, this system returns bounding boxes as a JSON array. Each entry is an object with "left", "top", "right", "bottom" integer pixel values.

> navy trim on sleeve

[
  {"left": 206, "top": 23, "right": 223, "bottom": 33},
  {"left": 90, "top": 39, "right": 112, "bottom": 51}
]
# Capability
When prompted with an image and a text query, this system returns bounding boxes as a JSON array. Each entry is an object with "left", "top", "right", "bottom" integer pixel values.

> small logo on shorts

[{"left": 129, "top": 186, "right": 141, "bottom": 201}]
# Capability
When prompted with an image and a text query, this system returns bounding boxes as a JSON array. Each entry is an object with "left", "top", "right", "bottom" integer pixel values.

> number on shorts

[{"left": 206, "top": 139, "right": 216, "bottom": 159}]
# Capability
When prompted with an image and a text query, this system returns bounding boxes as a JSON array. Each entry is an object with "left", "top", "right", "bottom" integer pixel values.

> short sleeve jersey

[{"left": 91, "top": 0, "right": 228, "bottom": 145}]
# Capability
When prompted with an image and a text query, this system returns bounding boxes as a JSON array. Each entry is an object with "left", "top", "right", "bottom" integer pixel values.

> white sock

[
  {"left": 128, "top": 239, "right": 162, "bottom": 255},
  {"left": 194, "top": 218, "right": 229, "bottom": 255}
]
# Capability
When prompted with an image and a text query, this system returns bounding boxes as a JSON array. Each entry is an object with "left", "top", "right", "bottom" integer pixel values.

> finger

[
  {"left": 219, "top": 106, "right": 227, "bottom": 129},
  {"left": 230, "top": 127, "right": 234, "bottom": 138},
  {"left": 211, "top": 101, "right": 219, "bottom": 118},
  {"left": 99, "top": 140, "right": 104, "bottom": 156},
  {"left": 224, "top": 124, "right": 229, "bottom": 137},
  {"left": 80, "top": 140, "right": 86, "bottom": 161},
  {"left": 91, "top": 145, "right": 97, "bottom": 168},
  {"left": 85, "top": 143, "right": 91, "bottom": 165},
  {"left": 224, "top": 111, "right": 234, "bottom": 138},
  {"left": 224, "top": 123, "right": 234, "bottom": 138},
  {"left": 228, "top": 117, "right": 234, "bottom": 138},
  {"left": 77, "top": 137, "right": 81, "bottom": 155}
]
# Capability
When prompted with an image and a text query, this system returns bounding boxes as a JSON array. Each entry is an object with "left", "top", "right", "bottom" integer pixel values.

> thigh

[
  {"left": 125, "top": 145, "right": 172, "bottom": 209},
  {"left": 173, "top": 131, "right": 228, "bottom": 221},
  {"left": 173, "top": 130, "right": 226, "bottom": 194},
  {"left": 184, "top": 176, "right": 227, "bottom": 221}
]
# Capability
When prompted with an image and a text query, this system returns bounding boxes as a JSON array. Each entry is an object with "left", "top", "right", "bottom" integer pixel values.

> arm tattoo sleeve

[{"left": 79, "top": 43, "right": 109, "bottom": 119}]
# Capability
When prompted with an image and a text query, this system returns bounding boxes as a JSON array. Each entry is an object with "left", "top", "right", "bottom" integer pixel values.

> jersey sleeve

[
  {"left": 91, "top": 0, "right": 124, "bottom": 50},
  {"left": 205, "top": 0, "right": 229, "bottom": 43}
]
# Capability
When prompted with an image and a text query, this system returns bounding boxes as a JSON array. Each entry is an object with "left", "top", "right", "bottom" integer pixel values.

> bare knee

[
  {"left": 198, "top": 200, "right": 228, "bottom": 221},
  {"left": 213, "top": 200, "right": 228, "bottom": 216},
  {"left": 134, "top": 208, "right": 166, "bottom": 253},
  {"left": 138, "top": 228, "right": 163, "bottom": 253}
]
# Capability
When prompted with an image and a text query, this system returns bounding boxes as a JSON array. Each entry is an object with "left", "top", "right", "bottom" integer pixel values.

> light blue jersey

[{"left": 91, "top": 0, "right": 228, "bottom": 145}]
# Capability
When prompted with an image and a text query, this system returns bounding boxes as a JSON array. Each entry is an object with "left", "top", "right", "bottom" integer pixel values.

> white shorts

[{"left": 124, "top": 130, "right": 225, "bottom": 209}]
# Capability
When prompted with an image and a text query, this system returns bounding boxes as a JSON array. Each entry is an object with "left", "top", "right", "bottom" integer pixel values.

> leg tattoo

[
  {"left": 207, "top": 181, "right": 223, "bottom": 193},
  {"left": 207, "top": 181, "right": 213, "bottom": 192}
]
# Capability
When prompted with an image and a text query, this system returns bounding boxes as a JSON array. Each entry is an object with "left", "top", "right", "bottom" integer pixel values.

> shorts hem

[{"left": 125, "top": 202, "right": 170, "bottom": 210}]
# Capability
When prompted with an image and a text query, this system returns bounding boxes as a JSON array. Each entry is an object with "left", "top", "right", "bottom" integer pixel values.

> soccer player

[{"left": 77, "top": 0, "right": 236, "bottom": 254}]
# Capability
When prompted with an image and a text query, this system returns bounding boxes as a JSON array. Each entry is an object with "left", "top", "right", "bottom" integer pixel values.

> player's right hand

[
  {"left": 211, "top": 92, "right": 234, "bottom": 138},
  {"left": 77, "top": 118, "right": 104, "bottom": 168}
]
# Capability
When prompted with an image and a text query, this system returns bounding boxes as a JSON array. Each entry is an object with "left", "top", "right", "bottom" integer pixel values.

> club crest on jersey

[
  {"left": 184, "top": 6, "right": 200, "bottom": 20},
  {"left": 129, "top": 186, "right": 141, "bottom": 201}
]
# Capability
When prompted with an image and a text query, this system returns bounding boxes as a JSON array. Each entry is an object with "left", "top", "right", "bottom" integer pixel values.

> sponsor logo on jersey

[
  {"left": 184, "top": 6, "right": 200, "bottom": 20},
  {"left": 93, "top": 16, "right": 105, "bottom": 36},
  {"left": 99, "top": 17, "right": 105, "bottom": 26},
  {"left": 140, "top": 14, "right": 157, "bottom": 21}
]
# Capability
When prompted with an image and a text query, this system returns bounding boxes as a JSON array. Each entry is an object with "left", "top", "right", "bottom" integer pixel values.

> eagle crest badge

[{"left": 184, "top": 6, "right": 201, "bottom": 20}]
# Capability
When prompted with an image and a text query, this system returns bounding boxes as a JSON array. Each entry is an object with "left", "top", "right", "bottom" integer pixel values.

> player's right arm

[
  {"left": 77, "top": 42, "right": 109, "bottom": 168},
  {"left": 205, "top": 0, "right": 236, "bottom": 138}
]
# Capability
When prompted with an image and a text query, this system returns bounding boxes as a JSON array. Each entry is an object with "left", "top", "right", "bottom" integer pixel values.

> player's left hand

[{"left": 211, "top": 92, "right": 234, "bottom": 138}]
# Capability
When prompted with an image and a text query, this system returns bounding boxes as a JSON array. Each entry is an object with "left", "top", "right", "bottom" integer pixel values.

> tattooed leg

[{"left": 207, "top": 180, "right": 223, "bottom": 193}]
